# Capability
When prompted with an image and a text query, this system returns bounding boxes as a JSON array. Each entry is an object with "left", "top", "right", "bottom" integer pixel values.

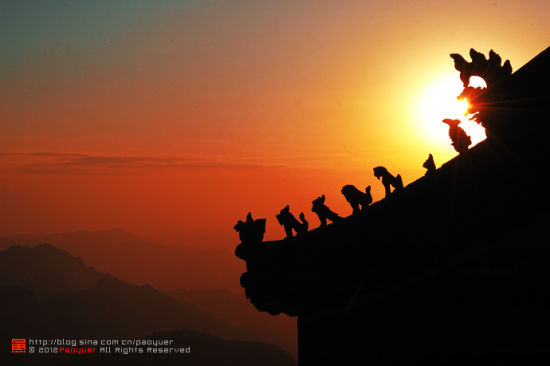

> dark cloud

[{"left": 0, "top": 151, "right": 269, "bottom": 174}]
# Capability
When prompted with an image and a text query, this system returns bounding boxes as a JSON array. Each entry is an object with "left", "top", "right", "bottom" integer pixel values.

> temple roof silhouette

[{"left": 235, "top": 46, "right": 550, "bottom": 365}]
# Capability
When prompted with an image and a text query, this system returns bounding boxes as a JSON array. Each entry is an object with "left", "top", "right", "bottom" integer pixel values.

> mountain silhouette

[
  {"left": 235, "top": 47, "right": 550, "bottom": 365},
  {"left": 52, "top": 330, "right": 295, "bottom": 366},
  {"left": 0, "top": 228, "right": 140, "bottom": 252},
  {"left": 0, "top": 244, "right": 295, "bottom": 365},
  {"left": 0, "top": 228, "right": 241, "bottom": 291},
  {"left": 166, "top": 288, "right": 297, "bottom": 357},
  {"left": 0, "top": 244, "right": 112, "bottom": 297}
]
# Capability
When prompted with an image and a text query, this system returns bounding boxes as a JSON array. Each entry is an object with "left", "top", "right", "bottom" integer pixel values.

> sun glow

[{"left": 418, "top": 73, "right": 487, "bottom": 148}]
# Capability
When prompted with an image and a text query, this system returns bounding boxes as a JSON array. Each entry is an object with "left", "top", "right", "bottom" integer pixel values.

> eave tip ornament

[
  {"left": 450, "top": 48, "right": 512, "bottom": 89},
  {"left": 449, "top": 48, "right": 513, "bottom": 126}
]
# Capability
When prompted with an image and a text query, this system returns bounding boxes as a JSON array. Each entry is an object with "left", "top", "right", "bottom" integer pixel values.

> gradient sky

[{"left": 0, "top": 0, "right": 548, "bottom": 245}]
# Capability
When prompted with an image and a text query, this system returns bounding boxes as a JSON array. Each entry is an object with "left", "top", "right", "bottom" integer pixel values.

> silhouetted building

[{"left": 235, "top": 47, "right": 550, "bottom": 365}]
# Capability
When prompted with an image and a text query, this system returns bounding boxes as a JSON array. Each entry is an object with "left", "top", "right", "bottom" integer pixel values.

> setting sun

[{"left": 418, "top": 73, "right": 487, "bottom": 148}]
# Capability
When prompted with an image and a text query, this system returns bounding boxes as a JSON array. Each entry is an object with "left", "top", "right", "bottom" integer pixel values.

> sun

[{"left": 418, "top": 73, "right": 487, "bottom": 147}]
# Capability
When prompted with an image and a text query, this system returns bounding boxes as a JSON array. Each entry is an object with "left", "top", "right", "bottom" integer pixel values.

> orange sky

[{"left": 0, "top": 1, "right": 548, "bottom": 246}]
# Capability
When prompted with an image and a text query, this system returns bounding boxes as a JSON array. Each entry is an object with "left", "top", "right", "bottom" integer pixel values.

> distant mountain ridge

[
  {"left": 0, "top": 228, "right": 241, "bottom": 291},
  {"left": 166, "top": 288, "right": 297, "bottom": 357},
  {"left": 0, "top": 231, "right": 297, "bottom": 357},
  {"left": 0, "top": 244, "right": 296, "bottom": 364},
  {"left": 53, "top": 329, "right": 296, "bottom": 366},
  {"left": 0, "top": 243, "right": 111, "bottom": 297}
]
